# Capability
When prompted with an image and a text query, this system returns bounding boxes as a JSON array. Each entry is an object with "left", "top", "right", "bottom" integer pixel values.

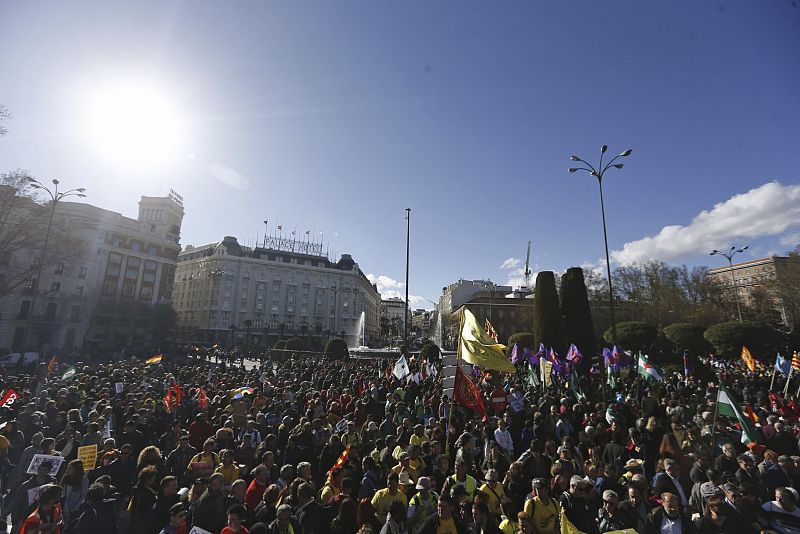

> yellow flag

[
  {"left": 560, "top": 508, "right": 586, "bottom": 534},
  {"left": 741, "top": 346, "right": 755, "bottom": 372},
  {"left": 459, "top": 308, "right": 515, "bottom": 373}
]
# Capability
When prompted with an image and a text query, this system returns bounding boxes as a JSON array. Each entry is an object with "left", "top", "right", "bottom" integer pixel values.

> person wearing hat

[
  {"left": 479, "top": 469, "right": 505, "bottom": 521},
  {"left": 523, "top": 479, "right": 559, "bottom": 534},
  {"left": 408, "top": 476, "right": 437, "bottom": 533},
  {"left": 157, "top": 502, "right": 188, "bottom": 534},
  {"left": 410, "top": 424, "right": 429, "bottom": 447},
  {"left": 392, "top": 451, "right": 419, "bottom": 483},
  {"left": 398, "top": 472, "right": 416, "bottom": 495},
  {"left": 559, "top": 475, "right": 598, "bottom": 534}
]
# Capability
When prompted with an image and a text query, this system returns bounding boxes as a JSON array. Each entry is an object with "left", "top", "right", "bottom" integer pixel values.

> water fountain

[
  {"left": 350, "top": 310, "right": 366, "bottom": 348},
  {"left": 433, "top": 310, "right": 443, "bottom": 348}
]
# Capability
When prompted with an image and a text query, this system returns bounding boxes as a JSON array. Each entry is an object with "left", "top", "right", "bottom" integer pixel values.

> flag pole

[
  {"left": 770, "top": 364, "right": 778, "bottom": 392},
  {"left": 445, "top": 308, "right": 464, "bottom": 456},
  {"left": 783, "top": 366, "right": 793, "bottom": 397}
]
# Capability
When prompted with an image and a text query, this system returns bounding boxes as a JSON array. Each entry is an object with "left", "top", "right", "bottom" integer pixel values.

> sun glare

[{"left": 84, "top": 82, "right": 183, "bottom": 169}]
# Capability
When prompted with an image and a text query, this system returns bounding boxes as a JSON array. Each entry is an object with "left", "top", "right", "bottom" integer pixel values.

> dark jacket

[
  {"left": 296, "top": 500, "right": 330, "bottom": 534},
  {"left": 127, "top": 485, "right": 157, "bottom": 534},
  {"left": 267, "top": 517, "right": 301, "bottom": 534},
  {"left": 560, "top": 491, "right": 599, "bottom": 534},
  {"left": 72, "top": 497, "right": 118, "bottom": 534},
  {"left": 191, "top": 488, "right": 226, "bottom": 534},
  {"left": 645, "top": 507, "right": 697, "bottom": 534},
  {"left": 417, "top": 513, "right": 466, "bottom": 534}
]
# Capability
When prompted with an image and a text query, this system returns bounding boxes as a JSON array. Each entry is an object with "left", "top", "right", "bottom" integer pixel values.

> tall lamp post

[
  {"left": 569, "top": 145, "right": 632, "bottom": 344},
  {"left": 24, "top": 178, "right": 86, "bottom": 351},
  {"left": 710, "top": 246, "right": 748, "bottom": 322},
  {"left": 202, "top": 267, "right": 226, "bottom": 342},
  {"left": 403, "top": 208, "right": 411, "bottom": 354}
]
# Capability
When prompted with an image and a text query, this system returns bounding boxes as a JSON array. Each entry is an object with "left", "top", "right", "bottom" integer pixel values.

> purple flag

[
  {"left": 525, "top": 348, "right": 538, "bottom": 366},
  {"left": 510, "top": 343, "right": 520, "bottom": 365},
  {"left": 602, "top": 347, "right": 613, "bottom": 369},
  {"left": 566, "top": 343, "right": 583, "bottom": 366}
]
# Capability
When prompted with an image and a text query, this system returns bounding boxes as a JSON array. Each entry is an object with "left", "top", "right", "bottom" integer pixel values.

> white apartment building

[
  {"left": 172, "top": 236, "right": 381, "bottom": 347},
  {"left": 0, "top": 192, "right": 184, "bottom": 353},
  {"left": 438, "top": 279, "right": 512, "bottom": 314}
]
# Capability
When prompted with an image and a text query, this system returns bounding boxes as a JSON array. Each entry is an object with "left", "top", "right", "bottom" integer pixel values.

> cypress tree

[
  {"left": 559, "top": 267, "right": 597, "bottom": 370},
  {"left": 533, "top": 271, "right": 564, "bottom": 355}
]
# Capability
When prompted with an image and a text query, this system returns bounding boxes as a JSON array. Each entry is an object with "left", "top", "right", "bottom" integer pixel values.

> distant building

[
  {"left": 411, "top": 308, "right": 437, "bottom": 341},
  {"left": 707, "top": 255, "right": 794, "bottom": 323},
  {"left": 446, "top": 290, "right": 534, "bottom": 348},
  {"left": 172, "top": 236, "right": 380, "bottom": 348},
  {"left": 0, "top": 193, "right": 184, "bottom": 353},
  {"left": 380, "top": 297, "right": 409, "bottom": 343},
  {"left": 438, "top": 279, "right": 512, "bottom": 315}
]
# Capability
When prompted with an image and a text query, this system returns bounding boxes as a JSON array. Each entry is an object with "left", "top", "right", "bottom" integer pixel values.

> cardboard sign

[
  {"left": 78, "top": 445, "right": 98, "bottom": 471},
  {"left": 231, "top": 400, "right": 247, "bottom": 428},
  {"left": 190, "top": 462, "right": 213, "bottom": 479},
  {"left": 508, "top": 391, "right": 526, "bottom": 412},
  {"left": 188, "top": 527, "right": 213, "bottom": 534},
  {"left": 26, "top": 454, "right": 64, "bottom": 476},
  {"left": 115, "top": 382, "right": 124, "bottom": 394},
  {"left": 27, "top": 486, "right": 40, "bottom": 505}
]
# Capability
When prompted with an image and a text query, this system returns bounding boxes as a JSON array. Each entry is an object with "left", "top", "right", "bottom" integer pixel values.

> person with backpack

[
  {"left": 65, "top": 483, "right": 118, "bottom": 534},
  {"left": 523, "top": 479, "right": 559, "bottom": 534}
]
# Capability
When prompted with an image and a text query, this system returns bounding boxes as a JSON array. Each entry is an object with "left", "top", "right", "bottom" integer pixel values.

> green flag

[
  {"left": 716, "top": 382, "right": 759, "bottom": 445},
  {"left": 62, "top": 367, "right": 76, "bottom": 380}
]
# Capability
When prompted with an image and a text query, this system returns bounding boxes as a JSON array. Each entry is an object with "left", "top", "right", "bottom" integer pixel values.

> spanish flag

[
  {"left": 741, "top": 346, "right": 755, "bottom": 372},
  {"left": 146, "top": 354, "right": 163, "bottom": 365},
  {"left": 460, "top": 309, "right": 515, "bottom": 373},
  {"left": 328, "top": 445, "right": 351, "bottom": 475}
]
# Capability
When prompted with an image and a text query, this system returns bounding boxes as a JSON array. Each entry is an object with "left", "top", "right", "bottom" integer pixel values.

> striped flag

[
  {"left": 717, "top": 382, "right": 758, "bottom": 445},
  {"left": 792, "top": 351, "right": 800, "bottom": 372},
  {"left": 637, "top": 355, "right": 663, "bottom": 383},
  {"left": 484, "top": 319, "right": 497, "bottom": 342},
  {"left": 328, "top": 445, "right": 351, "bottom": 475},
  {"left": 741, "top": 346, "right": 756, "bottom": 372},
  {"left": 146, "top": 354, "right": 163, "bottom": 365}
]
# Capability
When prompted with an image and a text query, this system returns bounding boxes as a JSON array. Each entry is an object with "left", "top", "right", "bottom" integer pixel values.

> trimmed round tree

[
  {"left": 324, "top": 337, "right": 349, "bottom": 360},
  {"left": 603, "top": 321, "right": 657, "bottom": 354},
  {"left": 285, "top": 337, "right": 304, "bottom": 352},
  {"left": 704, "top": 321, "right": 784, "bottom": 358},
  {"left": 662, "top": 323, "right": 708, "bottom": 356},
  {"left": 533, "top": 271, "right": 564, "bottom": 355},
  {"left": 559, "top": 267, "right": 597, "bottom": 369},
  {"left": 507, "top": 332, "right": 535, "bottom": 356},
  {"left": 420, "top": 342, "right": 441, "bottom": 363}
]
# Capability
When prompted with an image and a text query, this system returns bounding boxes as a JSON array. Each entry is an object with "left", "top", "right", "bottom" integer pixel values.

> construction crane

[{"left": 524, "top": 241, "right": 532, "bottom": 288}]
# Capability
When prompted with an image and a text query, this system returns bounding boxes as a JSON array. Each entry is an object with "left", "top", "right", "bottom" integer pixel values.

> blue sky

[{"left": 1, "top": 1, "right": 799, "bottom": 308}]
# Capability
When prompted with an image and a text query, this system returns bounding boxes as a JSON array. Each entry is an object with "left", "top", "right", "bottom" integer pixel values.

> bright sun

[{"left": 84, "top": 82, "right": 183, "bottom": 169}]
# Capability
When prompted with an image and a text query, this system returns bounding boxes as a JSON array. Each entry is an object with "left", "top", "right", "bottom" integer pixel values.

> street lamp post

[
  {"left": 569, "top": 145, "right": 632, "bottom": 345},
  {"left": 710, "top": 246, "right": 749, "bottom": 322},
  {"left": 202, "top": 267, "right": 226, "bottom": 342},
  {"left": 403, "top": 208, "right": 411, "bottom": 354},
  {"left": 24, "top": 178, "right": 87, "bottom": 351}
]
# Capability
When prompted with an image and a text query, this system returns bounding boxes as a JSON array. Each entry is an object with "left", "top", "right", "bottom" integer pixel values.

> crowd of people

[{"left": 0, "top": 349, "right": 798, "bottom": 534}]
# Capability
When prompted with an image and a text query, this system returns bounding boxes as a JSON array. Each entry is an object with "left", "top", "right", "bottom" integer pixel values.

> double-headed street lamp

[
  {"left": 710, "top": 246, "right": 749, "bottom": 323},
  {"left": 569, "top": 145, "right": 632, "bottom": 344},
  {"left": 25, "top": 178, "right": 87, "bottom": 351}
]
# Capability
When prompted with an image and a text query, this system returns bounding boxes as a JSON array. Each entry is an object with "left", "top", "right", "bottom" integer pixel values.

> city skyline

[{"left": 1, "top": 1, "right": 799, "bottom": 309}]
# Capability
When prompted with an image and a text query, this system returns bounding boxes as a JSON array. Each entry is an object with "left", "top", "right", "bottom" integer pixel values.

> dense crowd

[{"left": 0, "top": 350, "right": 799, "bottom": 534}]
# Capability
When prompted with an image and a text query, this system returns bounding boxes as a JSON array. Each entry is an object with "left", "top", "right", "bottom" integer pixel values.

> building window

[
  {"left": 75, "top": 286, "right": 83, "bottom": 297},
  {"left": 123, "top": 284, "right": 136, "bottom": 297},
  {"left": 78, "top": 266, "right": 87, "bottom": 279},
  {"left": 69, "top": 305, "right": 81, "bottom": 322},
  {"left": 144, "top": 260, "right": 157, "bottom": 271},
  {"left": 126, "top": 268, "right": 138, "bottom": 280},
  {"left": 54, "top": 263, "right": 65, "bottom": 275},
  {"left": 242, "top": 277, "right": 250, "bottom": 290},
  {"left": 131, "top": 242, "right": 141, "bottom": 252},
  {"left": 142, "top": 272, "right": 155, "bottom": 283},
  {"left": 109, "top": 252, "right": 122, "bottom": 264},
  {"left": 45, "top": 303, "right": 57, "bottom": 321},
  {"left": 50, "top": 281, "right": 61, "bottom": 292},
  {"left": 24, "top": 278, "right": 36, "bottom": 290},
  {"left": 141, "top": 286, "right": 153, "bottom": 299},
  {"left": 18, "top": 301, "right": 31, "bottom": 319}
]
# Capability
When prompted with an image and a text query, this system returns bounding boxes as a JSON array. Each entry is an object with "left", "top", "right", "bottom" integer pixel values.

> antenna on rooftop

[{"left": 524, "top": 241, "right": 532, "bottom": 288}]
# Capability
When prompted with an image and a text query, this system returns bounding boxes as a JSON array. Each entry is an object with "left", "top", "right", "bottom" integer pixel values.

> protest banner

[
  {"left": 188, "top": 527, "right": 213, "bottom": 534},
  {"left": 115, "top": 382, "right": 124, "bottom": 394},
  {"left": 27, "top": 454, "right": 64, "bottom": 476},
  {"left": 78, "top": 444, "right": 98, "bottom": 471}
]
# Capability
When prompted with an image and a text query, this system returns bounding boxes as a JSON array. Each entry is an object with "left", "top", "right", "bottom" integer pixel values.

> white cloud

[
  {"left": 366, "top": 273, "right": 432, "bottom": 309},
  {"left": 208, "top": 163, "right": 250, "bottom": 190},
  {"left": 500, "top": 257, "right": 521, "bottom": 270},
  {"left": 611, "top": 182, "right": 800, "bottom": 265},
  {"left": 780, "top": 232, "right": 800, "bottom": 247}
]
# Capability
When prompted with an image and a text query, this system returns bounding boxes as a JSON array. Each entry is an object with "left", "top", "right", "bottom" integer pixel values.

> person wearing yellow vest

[
  {"left": 273, "top": 503, "right": 300, "bottom": 534},
  {"left": 214, "top": 449, "right": 240, "bottom": 492},
  {"left": 442, "top": 461, "right": 476, "bottom": 502},
  {"left": 523, "top": 478, "right": 559, "bottom": 534},
  {"left": 478, "top": 469, "right": 505, "bottom": 520},
  {"left": 407, "top": 476, "right": 438, "bottom": 534}
]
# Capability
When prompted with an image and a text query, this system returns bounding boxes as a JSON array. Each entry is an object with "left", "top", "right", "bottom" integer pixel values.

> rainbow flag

[
  {"left": 145, "top": 354, "right": 163, "bottom": 365},
  {"left": 232, "top": 386, "right": 254, "bottom": 399}
]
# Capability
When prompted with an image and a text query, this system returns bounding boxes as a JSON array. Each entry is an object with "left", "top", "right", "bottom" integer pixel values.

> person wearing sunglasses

[{"left": 158, "top": 502, "right": 188, "bottom": 534}]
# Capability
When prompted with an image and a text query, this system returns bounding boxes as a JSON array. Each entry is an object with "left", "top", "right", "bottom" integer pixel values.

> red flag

[
  {"left": 163, "top": 387, "right": 173, "bottom": 413},
  {"left": 453, "top": 366, "right": 486, "bottom": 421},
  {"left": 47, "top": 356, "right": 57, "bottom": 376},
  {"left": 172, "top": 380, "right": 183, "bottom": 406},
  {"left": 769, "top": 391, "right": 779, "bottom": 412},
  {"left": 0, "top": 389, "right": 20, "bottom": 409},
  {"left": 197, "top": 387, "right": 208, "bottom": 409},
  {"left": 745, "top": 405, "right": 759, "bottom": 424}
]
